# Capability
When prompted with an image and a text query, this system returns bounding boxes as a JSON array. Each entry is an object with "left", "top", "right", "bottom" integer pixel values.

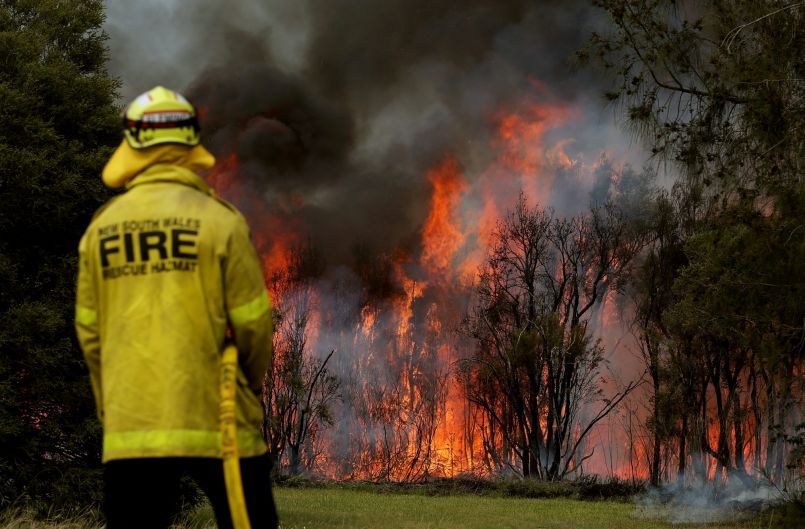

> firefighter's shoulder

[
  {"left": 207, "top": 192, "right": 250, "bottom": 226},
  {"left": 78, "top": 194, "right": 123, "bottom": 251},
  {"left": 208, "top": 192, "right": 239, "bottom": 214},
  {"left": 89, "top": 194, "right": 125, "bottom": 222},
  {"left": 80, "top": 194, "right": 125, "bottom": 240}
]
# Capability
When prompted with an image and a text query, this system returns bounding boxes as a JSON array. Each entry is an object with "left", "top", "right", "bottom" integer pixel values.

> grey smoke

[
  {"left": 104, "top": 0, "right": 638, "bottom": 267},
  {"left": 636, "top": 477, "right": 788, "bottom": 525},
  {"left": 103, "top": 0, "right": 659, "bottom": 477}
]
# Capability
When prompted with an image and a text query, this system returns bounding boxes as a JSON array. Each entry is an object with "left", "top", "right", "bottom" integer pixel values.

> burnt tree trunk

[
  {"left": 649, "top": 340, "right": 661, "bottom": 486},
  {"left": 678, "top": 412, "right": 688, "bottom": 481}
]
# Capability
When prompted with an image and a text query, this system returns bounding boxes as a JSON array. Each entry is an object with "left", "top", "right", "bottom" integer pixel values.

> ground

[
  {"left": 2, "top": 487, "right": 778, "bottom": 529},
  {"left": 268, "top": 488, "right": 763, "bottom": 529}
]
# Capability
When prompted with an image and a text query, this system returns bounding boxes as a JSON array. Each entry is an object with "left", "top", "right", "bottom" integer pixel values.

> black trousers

[{"left": 104, "top": 454, "right": 278, "bottom": 529}]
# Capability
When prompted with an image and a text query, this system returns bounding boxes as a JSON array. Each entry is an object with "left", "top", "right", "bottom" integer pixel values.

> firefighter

[{"left": 75, "top": 86, "right": 277, "bottom": 529}]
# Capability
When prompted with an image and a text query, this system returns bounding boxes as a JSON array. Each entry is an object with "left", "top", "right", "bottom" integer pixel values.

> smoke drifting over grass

[{"left": 635, "top": 479, "right": 788, "bottom": 525}]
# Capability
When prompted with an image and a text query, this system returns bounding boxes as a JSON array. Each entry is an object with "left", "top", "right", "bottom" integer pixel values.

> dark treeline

[
  {"left": 0, "top": 0, "right": 118, "bottom": 509},
  {"left": 584, "top": 0, "right": 804, "bottom": 487}
]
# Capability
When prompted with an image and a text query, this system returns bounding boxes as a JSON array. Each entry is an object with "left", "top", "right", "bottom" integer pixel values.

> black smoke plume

[{"left": 105, "top": 0, "right": 618, "bottom": 267}]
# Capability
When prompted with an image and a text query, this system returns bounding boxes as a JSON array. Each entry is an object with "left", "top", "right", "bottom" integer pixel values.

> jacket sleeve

[
  {"left": 224, "top": 216, "right": 273, "bottom": 393},
  {"left": 75, "top": 232, "right": 103, "bottom": 421}
]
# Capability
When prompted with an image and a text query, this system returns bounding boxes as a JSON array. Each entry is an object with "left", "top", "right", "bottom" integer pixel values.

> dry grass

[{"left": 0, "top": 509, "right": 99, "bottom": 529}]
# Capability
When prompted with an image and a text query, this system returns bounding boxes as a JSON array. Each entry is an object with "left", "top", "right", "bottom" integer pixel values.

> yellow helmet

[{"left": 122, "top": 86, "right": 201, "bottom": 149}]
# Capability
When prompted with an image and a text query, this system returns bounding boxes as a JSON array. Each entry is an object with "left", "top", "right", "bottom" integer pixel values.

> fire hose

[{"left": 220, "top": 344, "right": 252, "bottom": 529}]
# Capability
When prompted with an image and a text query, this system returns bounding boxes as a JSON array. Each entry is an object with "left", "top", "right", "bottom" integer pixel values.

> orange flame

[
  {"left": 421, "top": 155, "right": 467, "bottom": 279},
  {"left": 205, "top": 86, "right": 679, "bottom": 481},
  {"left": 207, "top": 153, "right": 301, "bottom": 280},
  {"left": 494, "top": 102, "right": 574, "bottom": 207}
]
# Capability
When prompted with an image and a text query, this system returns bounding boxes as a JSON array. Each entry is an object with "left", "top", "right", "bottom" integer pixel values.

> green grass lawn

[
  {"left": 267, "top": 488, "right": 766, "bottom": 529},
  {"left": 0, "top": 487, "right": 781, "bottom": 529}
]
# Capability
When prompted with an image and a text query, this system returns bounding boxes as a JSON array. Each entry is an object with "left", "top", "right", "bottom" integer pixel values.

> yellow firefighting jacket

[{"left": 75, "top": 163, "right": 271, "bottom": 463}]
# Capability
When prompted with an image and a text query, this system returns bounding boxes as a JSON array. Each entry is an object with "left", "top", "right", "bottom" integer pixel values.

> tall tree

[
  {"left": 264, "top": 243, "right": 341, "bottom": 475},
  {"left": 586, "top": 0, "right": 803, "bottom": 201},
  {"left": 461, "top": 194, "right": 643, "bottom": 480},
  {"left": 0, "top": 0, "right": 118, "bottom": 507},
  {"left": 629, "top": 191, "right": 687, "bottom": 485},
  {"left": 587, "top": 0, "right": 805, "bottom": 485}
]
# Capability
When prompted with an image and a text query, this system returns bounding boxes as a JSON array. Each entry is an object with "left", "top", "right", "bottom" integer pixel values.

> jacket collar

[{"left": 125, "top": 164, "right": 213, "bottom": 195}]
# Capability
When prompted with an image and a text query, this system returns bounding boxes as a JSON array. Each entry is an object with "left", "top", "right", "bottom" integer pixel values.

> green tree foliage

[
  {"left": 0, "top": 0, "right": 119, "bottom": 507},
  {"left": 586, "top": 0, "right": 803, "bottom": 201},
  {"left": 586, "top": 1, "right": 804, "bottom": 485},
  {"left": 628, "top": 191, "right": 687, "bottom": 485}
]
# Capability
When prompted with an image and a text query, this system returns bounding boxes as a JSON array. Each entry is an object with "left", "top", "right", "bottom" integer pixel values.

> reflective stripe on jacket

[{"left": 75, "top": 164, "right": 271, "bottom": 462}]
